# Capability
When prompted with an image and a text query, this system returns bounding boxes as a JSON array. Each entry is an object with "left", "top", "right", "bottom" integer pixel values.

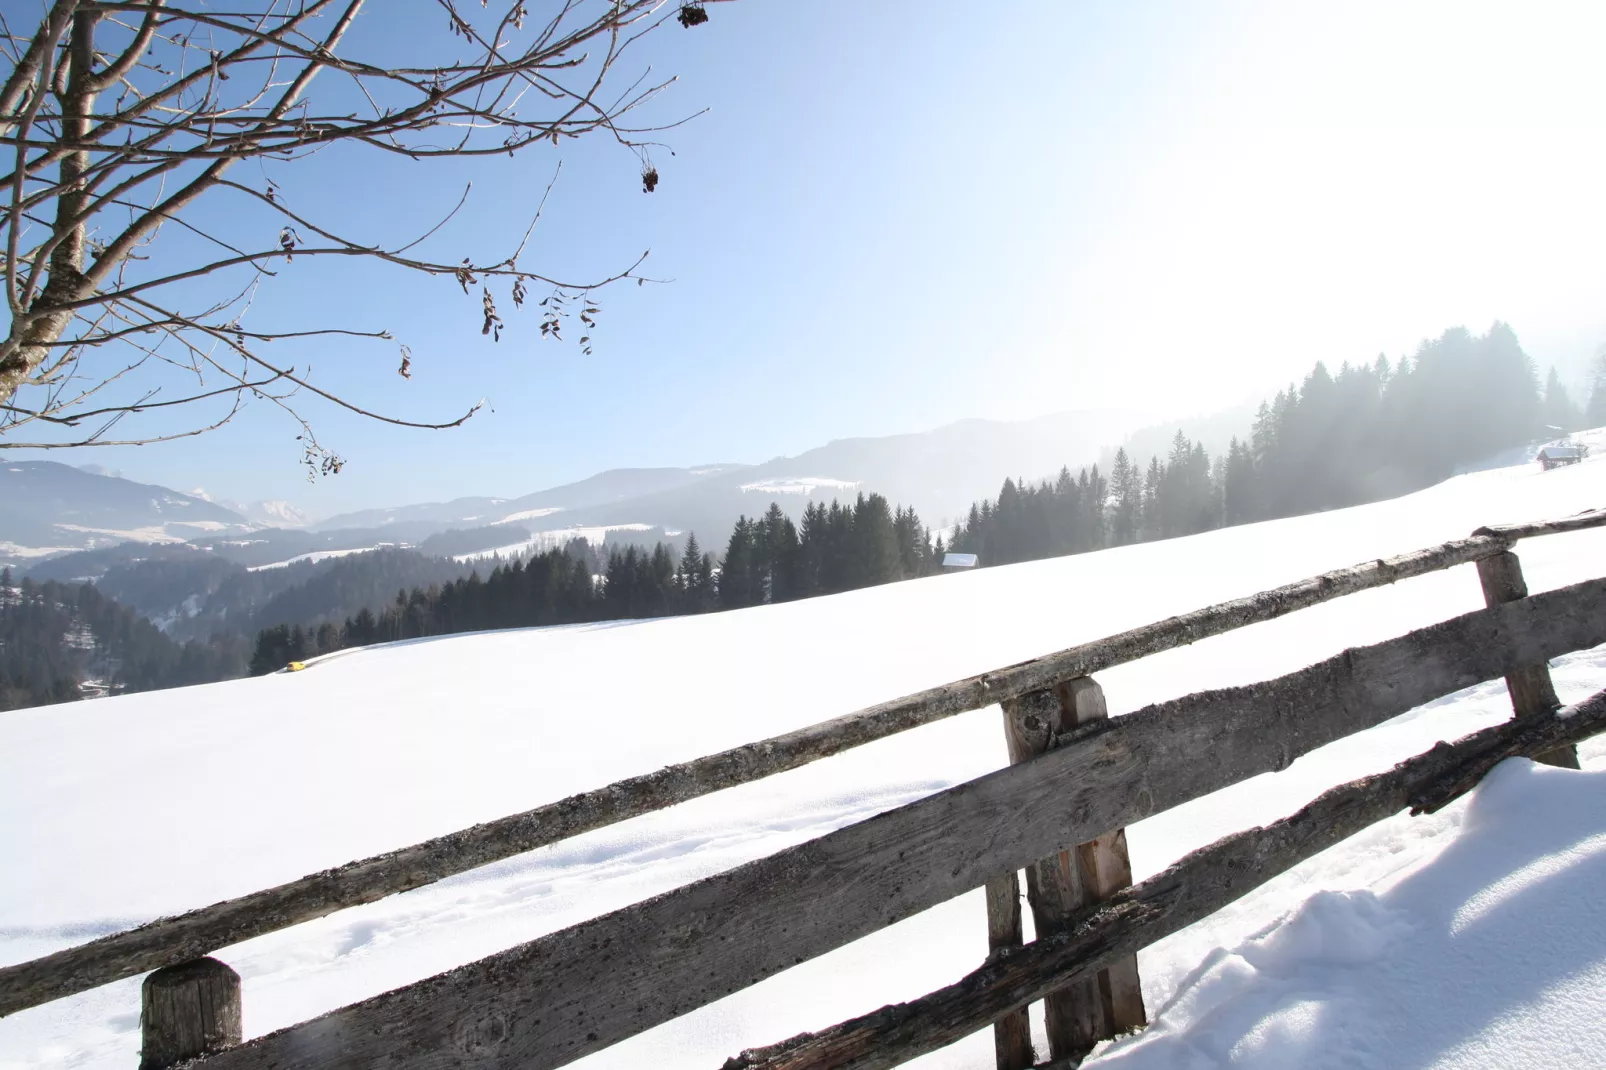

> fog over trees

[{"left": 949, "top": 324, "right": 1566, "bottom": 563}]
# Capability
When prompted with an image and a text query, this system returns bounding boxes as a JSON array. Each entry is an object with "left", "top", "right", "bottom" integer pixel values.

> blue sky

[{"left": 17, "top": 1, "right": 1606, "bottom": 514}]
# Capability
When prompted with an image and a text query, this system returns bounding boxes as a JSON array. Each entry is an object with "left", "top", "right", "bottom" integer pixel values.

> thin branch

[{"left": 0, "top": 0, "right": 730, "bottom": 471}]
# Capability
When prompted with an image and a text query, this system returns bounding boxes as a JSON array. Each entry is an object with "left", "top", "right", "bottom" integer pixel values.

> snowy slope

[
  {"left": 2, "top": 438, "right": 1605, "bottom": 1070},
  {"left": 1092, "top": 759, "right": 1606, "bottom": 1070}
]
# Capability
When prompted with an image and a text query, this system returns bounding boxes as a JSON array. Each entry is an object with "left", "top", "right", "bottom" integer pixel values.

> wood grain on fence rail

[
  {"left": 178, "top": 578, "right": 1606, "bottom": 1070},
  {"left": 8, "top": 512, "right": 1602, "bottom": 1019},
  {"left": 722, "top": 684, "right": 1606, "bottom": 1070}
]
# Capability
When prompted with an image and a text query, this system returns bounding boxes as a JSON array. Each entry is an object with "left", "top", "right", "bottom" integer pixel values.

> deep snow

[
  {"left": 2, "top": 434, "right": 1605, "bottom": 1070},
  {"left": 1093, "top": 759, "right": 1606, "bottom": 1070}
]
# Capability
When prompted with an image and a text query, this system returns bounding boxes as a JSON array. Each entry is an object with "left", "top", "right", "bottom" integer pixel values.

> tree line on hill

[
  {"left": 950, "top": 323, "right": 1572, "bottom": 563},
  {"left": 249, "top": 495, "right": 943, "bottom": 672},
  {"left": 0, "top": 571, "right": 248, "bottom": 711}
]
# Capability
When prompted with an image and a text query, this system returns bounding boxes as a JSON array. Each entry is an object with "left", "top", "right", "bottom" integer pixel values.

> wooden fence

[{"left": 5, "top": 509, "right": 1606, "bottom": 1070}]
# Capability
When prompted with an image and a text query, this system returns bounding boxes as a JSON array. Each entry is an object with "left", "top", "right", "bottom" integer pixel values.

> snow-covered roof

[{"left": 1537, "top": 445, "right": 1585, "bottom": 460}]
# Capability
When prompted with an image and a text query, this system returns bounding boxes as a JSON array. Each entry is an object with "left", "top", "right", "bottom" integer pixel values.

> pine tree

[
  {"left": 677, "top": 533, "right": 712, "bottom": 612},
  {"left": 1223, "top": 437, "right": 1256, "bottom": 524},
  {"left": 853, "top": 493, "right": 902, "bottom": 585},
  {"left": 892, "top": 506, "right": 930, "bottom": 578},
  {"left": 1542, "top": 366, "right": 1579, "bottom": 432},
  {"left": 1108, "top": 448, "right": 1141, "bottom": 546},
  {"left": 719, "top": 517, "right": 760, "bottom": 609},
  {"left": 250, "top": 624, "right": 294, "bottom": 675},
  {"left": 758, "top": 503, "right": 802, "bottom": 603},
  {"left": 797, "top": 502, "right": 828, "bottom": 597}
]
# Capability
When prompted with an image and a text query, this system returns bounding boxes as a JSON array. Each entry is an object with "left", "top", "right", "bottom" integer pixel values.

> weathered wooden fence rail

[
  {"left": 4, "top": 508, "right": 1606, "bottom": 1070},
  {"left": 726, "top": 684, "right": 1606, "bottom": 1070}
]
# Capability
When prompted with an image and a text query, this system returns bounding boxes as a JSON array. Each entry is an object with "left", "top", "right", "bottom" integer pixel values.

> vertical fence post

[
  {"left": 994, "top": 677, "right": 1146, "bottom": 1067},
  {"left": 984, "top": 871, "right": 1035, "bottom": 1070},
  {"left": 140, "top": 958, "right": 241, "bottom": 1070},
  {"left": 1475, "top": 550, "right": 1579, "bottom": 769},
  {"left": 1061, "top": 678, "right": 1147, "bottom": 1036}
]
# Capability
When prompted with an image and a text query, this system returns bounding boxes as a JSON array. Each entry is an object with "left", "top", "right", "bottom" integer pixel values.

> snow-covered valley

[{"left": 3, "top": 441, "right": 1605, "bottom": 1070}]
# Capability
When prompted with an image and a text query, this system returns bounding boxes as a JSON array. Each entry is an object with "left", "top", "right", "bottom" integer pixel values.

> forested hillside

[
  {"left": 0, "top": 574, "right": 246, "bottom": 711},
  {"left": 249, "top": 550, "right": 478, "bottom": 632}
]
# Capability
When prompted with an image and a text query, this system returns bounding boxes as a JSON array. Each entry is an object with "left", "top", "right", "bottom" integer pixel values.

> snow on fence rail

[{"left": 4, "top": 508, "right": 1606, "bottom": 1070}]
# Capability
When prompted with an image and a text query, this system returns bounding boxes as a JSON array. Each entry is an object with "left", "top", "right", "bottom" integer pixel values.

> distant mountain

[
  {"left": 311, "top": 465, "right": 751, "bottom": 532},
  {"left": 308, "top": 494, "right": 511, "bottom": 532},
  {"left": 0, "top": 461, "right": 255, "bottom": 565},
  {"left": 735, "top": 409, "right": 1145, "bottom": 524},
  {"left": 184, "top": 487, "right": 315, "bottom": 530},
  {"left": 305, "top": 411, "right": 1148, "bottom": 550},
  {"left": 223, "top": 499, "right": 316, "bottom": 529},
  {"left": 529, "top": 409, "right": 1150, "bottom": 541}
]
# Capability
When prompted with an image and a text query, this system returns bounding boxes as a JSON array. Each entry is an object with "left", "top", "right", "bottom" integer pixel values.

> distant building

[
  {"left": 942, "top": 552, "right": 979, "bottom": 569},
  {"left": 1537, "top": 444, "right": 1587, "bottom": 471}
]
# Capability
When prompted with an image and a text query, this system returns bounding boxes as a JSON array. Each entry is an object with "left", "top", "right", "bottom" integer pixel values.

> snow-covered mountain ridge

[
  {"left": 0, "top": 461, "right": 256, "bottom": 563},
  {"left": 2, "top": 437, "right": 1604, "bottom": 1069}
]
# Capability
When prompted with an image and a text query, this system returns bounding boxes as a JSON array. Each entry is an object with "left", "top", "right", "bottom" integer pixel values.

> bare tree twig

[{"left": 0, "top": 0, "right": 733, "bottom": 475}]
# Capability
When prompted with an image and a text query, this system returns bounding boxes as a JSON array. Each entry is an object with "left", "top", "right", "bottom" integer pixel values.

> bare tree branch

[{"left": 0, "top": 0, "right": 732, "bottom": 475}]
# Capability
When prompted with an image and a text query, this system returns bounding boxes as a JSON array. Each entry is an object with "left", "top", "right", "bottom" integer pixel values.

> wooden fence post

[
  {"left": 1060, "top": 678, "right": 1147, "bottom": 1037},
  {"left": 983, "top": 872, "right": 1034, "bottom": 1070},
  {"left": 996, "top": 677, "right": 1146, "bottom": 1066},
  {"left": 1475, "top": 550, "right": 1579, "bottom": 769},
  {"left": 140, "top": 958, "right": 241, "bottom": 1070}
]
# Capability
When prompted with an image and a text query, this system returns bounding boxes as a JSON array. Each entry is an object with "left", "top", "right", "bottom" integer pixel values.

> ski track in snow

[{"left": 3, "top": 441, "right": 1606, "bottom": 1070}]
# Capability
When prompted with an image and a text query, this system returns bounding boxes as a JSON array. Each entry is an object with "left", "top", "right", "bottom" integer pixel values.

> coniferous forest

[
  {"left": 248, "top": 494, "right": 942, "bottom": 672},
  {"left": 0, "top": 572, "right": 248, "bottom": 710}
]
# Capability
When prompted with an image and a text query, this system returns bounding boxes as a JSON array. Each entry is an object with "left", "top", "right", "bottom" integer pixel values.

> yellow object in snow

[{"left": 285, "top": 661, "right": 306, "bottom": 672}]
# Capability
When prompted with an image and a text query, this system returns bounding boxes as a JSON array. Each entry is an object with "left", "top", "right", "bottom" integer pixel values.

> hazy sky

[{"left": 15, "top": 1, "right": 1606, "bottom": 513}]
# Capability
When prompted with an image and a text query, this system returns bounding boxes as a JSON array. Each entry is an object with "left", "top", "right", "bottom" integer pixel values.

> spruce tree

[
  {"left": 1542, "top": 366, "right": 1578, "bottom": 432},
  {"left": 758, "top": 503, "right": 802, "bottom": 603},
  {"left": 853, "top": 493, "right": 902, "bottom": 585},
  {"left": 1109, "top": 448, "right": 1140, "bottom": 546},
  {"left": 677, "top": 533, "right": 711, "bottom": 612},
  {"left": 719, "top": 517, "right": 760, "bottom": 608}
]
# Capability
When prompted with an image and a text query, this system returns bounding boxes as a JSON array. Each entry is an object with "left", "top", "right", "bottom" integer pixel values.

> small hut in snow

[{"left": 1537, "top": 444, "right": 1587, "bottom": 471}]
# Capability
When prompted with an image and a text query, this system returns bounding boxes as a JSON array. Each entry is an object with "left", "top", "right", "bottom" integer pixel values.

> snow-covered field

[
  {"left": 738, "top": 476, "right": 862, "bottom": 497},
  {"left": 3, "top": 438, "right": 1605, "bottom": 1070},
  {"left": 244, "top": 546, "right": 386, "bottom": 572},
  {"left": 453, "top": 523, "right": 657, "bottom": 563}
]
